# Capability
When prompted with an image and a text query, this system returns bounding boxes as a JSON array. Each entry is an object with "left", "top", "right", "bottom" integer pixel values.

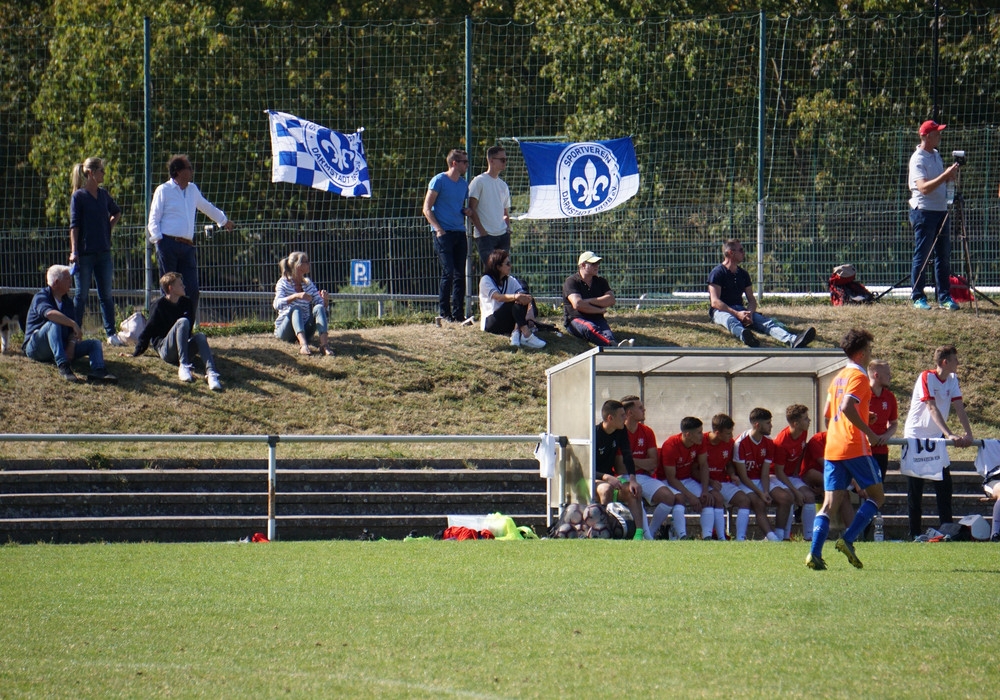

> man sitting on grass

[{"left": 132, "top": 272, "right": 222, "bottom": 391}]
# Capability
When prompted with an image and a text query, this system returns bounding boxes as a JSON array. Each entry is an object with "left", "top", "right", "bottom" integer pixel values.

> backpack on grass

[{"left": 829, "top": 264, "right": 875, "bottom": 306}]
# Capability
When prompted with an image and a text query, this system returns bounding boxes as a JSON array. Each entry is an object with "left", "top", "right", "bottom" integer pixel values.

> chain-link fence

[{"left": 3, "top": 13, "right": 1000, "bottom": 323}]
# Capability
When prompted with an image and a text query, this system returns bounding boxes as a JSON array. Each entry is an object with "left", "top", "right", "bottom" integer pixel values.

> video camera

[{"left": 953, "top": 150, "right": 966, "bottom": 166}]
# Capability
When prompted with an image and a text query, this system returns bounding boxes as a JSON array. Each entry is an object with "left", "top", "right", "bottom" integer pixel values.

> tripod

[{"left": 877, "top": 167, "right": 996, "bottom": 314}]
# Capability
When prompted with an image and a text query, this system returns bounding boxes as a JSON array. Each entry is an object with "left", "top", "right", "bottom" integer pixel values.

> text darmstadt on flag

[
  {"left": 267, "top": 110, "right": 371, "bottom": 197},
  {"left": 517, "top": 137, "right": 639, "bottom": 219}
]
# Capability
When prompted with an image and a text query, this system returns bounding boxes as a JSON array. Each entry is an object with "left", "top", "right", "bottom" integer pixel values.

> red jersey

[
  {"left": 825, "top": 362, "right": 873, "bottom": 460},
  {"left": 801, "top": 431, "right": 827, "bottom": 476},
  {"left": 702, "top": 432, "right": 735, "bottom": 483},
  {"left": 868, "top": 387, "right": 898, "bottom": 456},
  {"left": 733, "top": 430, "right": 773, "bottom": 480},
  {"left": 773, "top": 426, "right": 808, "bottom": 478},
  {"left": 659, "top": 433, "right": 705, "bottom": 482},
  {"left": 625, "top": 422, "right": 658, "bottom": 476}
]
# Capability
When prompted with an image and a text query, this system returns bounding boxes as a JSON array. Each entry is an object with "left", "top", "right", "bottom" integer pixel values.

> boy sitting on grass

[{"left": 132, "top": 272, "right": 222, "bottom": 391}]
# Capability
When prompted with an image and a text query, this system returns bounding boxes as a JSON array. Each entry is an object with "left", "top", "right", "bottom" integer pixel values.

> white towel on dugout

[
  {"left": 898, "top": 438, "right": 950, "bottom": 481},
  {"left": 973, "top": 438, "right": 1000, "bottom": 480},
  {"left": 534, "top": 432, "right": 558, "bottom": 479}
]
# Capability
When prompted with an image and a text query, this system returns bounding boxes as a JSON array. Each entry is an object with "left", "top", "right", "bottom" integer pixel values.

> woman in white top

[
  {"left": 273, "top": 251, "right": 332, "bottom": 356},
  {"left": 478, "top": 249, "right": 545, "bottom": 349}
]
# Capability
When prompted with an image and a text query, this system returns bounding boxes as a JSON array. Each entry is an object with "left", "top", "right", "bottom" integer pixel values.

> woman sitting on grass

[
  {"left": 478, "top": 249, "right": 545, "bottom": 349},
  {"left": 273, "top": 251, "right": 332, "bottom": 356}
]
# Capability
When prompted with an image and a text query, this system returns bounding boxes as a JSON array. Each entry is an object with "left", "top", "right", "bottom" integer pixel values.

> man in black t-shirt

[
  {"left": 594, "top": 399, "right": 652, "bottom": 539},
  {"left": 707, "top": 239, "right": 815, "bottom": 348},
  {"left": 563, "top": 251, "right": 633, "bottom": 347}
]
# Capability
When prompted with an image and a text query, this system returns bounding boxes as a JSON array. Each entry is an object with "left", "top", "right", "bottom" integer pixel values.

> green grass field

[{"left": 2, "top": 540, "right": 997, "bottom": 698}]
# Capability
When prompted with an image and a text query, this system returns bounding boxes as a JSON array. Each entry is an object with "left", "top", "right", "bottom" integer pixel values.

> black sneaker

[
  {"left": 741, "top": 328, "right": 759, "bottom": 347},
  {"left": 58, "top": 364, "right": 80, "bottom": 383},
  {"left": 87, "top": 368, "right": 118, "bottom": 385},
  {"left": 792, "top": 326, "right": 816, "bottom": 349}
]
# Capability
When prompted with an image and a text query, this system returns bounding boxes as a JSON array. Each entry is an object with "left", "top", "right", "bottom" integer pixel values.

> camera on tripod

[{"left": 953, "top": 150, "right": 966, "bottom": 166}]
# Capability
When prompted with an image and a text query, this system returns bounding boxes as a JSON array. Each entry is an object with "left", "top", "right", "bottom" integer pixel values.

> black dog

[{"left": 0, "top": 292, "right": 34, "bottom": 354}]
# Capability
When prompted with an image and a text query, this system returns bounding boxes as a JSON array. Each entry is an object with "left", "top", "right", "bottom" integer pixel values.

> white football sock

[
  {"left": 650, "top": 504, "right": 671, "bottom": 535},
  {"left": 736, "top": 508, "right": 750, "bottom": 541},
  {"left": 672, "top": 504, "right": 687, "bottom": 538},
  {"left": 700, "top": 509, "right": 714, "bottom": 539},
  {"left": 802, "top": 503, "right": 815, "bottom": 541}
]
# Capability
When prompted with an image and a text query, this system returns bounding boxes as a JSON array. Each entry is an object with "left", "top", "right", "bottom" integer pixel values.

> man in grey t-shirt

[{"left": 908, "top": 120, "right": 961, "bottom": 311}]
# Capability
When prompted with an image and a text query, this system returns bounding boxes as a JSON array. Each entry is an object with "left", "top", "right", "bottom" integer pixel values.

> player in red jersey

[
  {"left": 703, "top": 413, "right": 753, "bottom": 540},
  {"left": 867, "top": 359, "right": 899, "bottom": 481},
  {"left": 659, "top": 417, "right": 711, "bottom": 539},
  {"left": 772, "top": 404, "right": 818, "bottom": 541},
  {"left": 732, "top": 407, "right": 780, "bottom": 541},
  {"left": 619, "top": 395, "right": 676, "bottom": 538}
]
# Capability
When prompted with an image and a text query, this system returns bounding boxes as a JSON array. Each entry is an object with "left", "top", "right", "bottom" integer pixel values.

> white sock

[
  {"left": 700, "top": 509, "right": 714, "bottom": 539},
  {"left": 650, "top": 504, "right": 671, "bottom": 535},
  {"left": 766, "top": 531, "right": 780, "bottom": 542},
  {"left": 775, "top": 527, "right": 785, "bottom": 541},
  {"left": 672, "top": 504, "right": 687, "bottom": 538},
  {"left": 786, "top": 511, "right": 795, "bottom": 539},
  {"left": 714, "top": 508, "right": 726, "bottom": 540},
  {"left": 802, "top": 503, "right": 815, "bottom": 541},
  {"left": 640, "top": 503, "right": 654, "bottom": 540},
  {"left": 736, "top": 508, "right": 750, "bottom": 541}
]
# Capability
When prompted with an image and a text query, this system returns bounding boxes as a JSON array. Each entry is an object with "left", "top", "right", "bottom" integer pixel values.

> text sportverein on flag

[{"left": 516, "top": 137, "right": 639, "bottom": 219}]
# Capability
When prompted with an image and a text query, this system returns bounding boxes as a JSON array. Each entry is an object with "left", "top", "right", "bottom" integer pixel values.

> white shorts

[
  {"left": 714, "top": 481, "right": 743, "bottom": 506},
  {"left": 769, "top": 479, "right": 789, "bottom": 492},
  {"left": 736, "top": 479, "right": 763, "bottom": 496},
  {"left": 787, "top": 476, "right": 808, "bottom": 491},
  {"left": 636, "top": 474, "right": 678, "bottom": 503},
  {"left": 680, "top": 478, "right": 703, "bottom": 497}
]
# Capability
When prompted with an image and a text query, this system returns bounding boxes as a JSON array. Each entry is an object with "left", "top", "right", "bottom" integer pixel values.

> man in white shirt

[
  {"left": 468, "top": 145, "right": 512, "bottom": 265},
  {"left": 147, "top": 154, "right": 234, "bottom": 319},
  {"left": 908, "top": 120, "right": 961, "bottom": 311},
  {"left": 903, "top": 344, "right": 973, "bottom": 538}
]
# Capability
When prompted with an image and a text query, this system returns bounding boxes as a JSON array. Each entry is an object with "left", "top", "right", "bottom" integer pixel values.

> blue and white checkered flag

[
  {"left": 267, "top": 110, "right": 371, "bottom": 197},
  {"left": 517, "top": 137, "right": 639, "bottom": 219}
]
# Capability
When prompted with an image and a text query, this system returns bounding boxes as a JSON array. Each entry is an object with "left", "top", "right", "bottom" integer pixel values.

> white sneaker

[
  {"left": 107, "top": 334, "right": 125, "bottom": 347},
  {"left": 520, "top": 333, "right": 546, "bottom": 349},
  {"left": 178, "top": 364, "right": 195, "bottom": 383},
  {"left": 510, "top": 330, "right": 521, "bottom": 347},
  {"left": 207, "top": 372, "right": 223, "bottom": 392}
]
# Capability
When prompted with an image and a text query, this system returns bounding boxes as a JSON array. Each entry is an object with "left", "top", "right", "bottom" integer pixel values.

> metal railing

[{"left": 0, "top": 432, "right": 553, "bottom": 541}]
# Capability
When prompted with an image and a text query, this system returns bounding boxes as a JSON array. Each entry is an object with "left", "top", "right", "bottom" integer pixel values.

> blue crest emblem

[
  {"left": 304, "top": 125, "right": 365, "bottom": 190},
  {"left": 556, "top": 142, "right": 622, "bottom": 217}
]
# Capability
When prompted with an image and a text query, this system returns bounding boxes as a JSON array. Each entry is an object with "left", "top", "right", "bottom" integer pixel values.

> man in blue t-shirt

[
  {"left": 707, "top": 239, "right": 815, "bottom": 348},
  {"left": 422, "top": 149, "right": 471, "bottom": 323}
]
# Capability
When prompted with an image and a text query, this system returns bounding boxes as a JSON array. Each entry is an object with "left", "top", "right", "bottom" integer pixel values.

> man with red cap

[{"left": 908, "top": 120, "right": 961, "bottom": 311}]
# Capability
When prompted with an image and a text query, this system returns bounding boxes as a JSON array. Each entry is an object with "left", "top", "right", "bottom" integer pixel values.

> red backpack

[{"left": 829, "top": 264, "right": 875, "bottom": 306}]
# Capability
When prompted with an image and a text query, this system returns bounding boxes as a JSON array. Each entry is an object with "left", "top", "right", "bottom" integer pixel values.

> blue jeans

[
  {"left": 153, "top": 318, "right": 216, "bottom": 373},
  {"left": 910, "top": 208, "right": 951, "bottom": 303},
  {"left": 156, "top": 237, "right": 200, "bottom": 317},
  {"left": 75, "top": 251, "right": 117, "bottom": 337},
  {"left": 24, "top": 321, "right": 105, "bottom": 371},
  {"left": 711, "top": 306, "right": 795, "bottom": 345},
  {"left": 274, "top": 305, "right": 329, "bottom": 344},
  {"left": 434, "top": 230, "right": 467, "bottom": 320}
]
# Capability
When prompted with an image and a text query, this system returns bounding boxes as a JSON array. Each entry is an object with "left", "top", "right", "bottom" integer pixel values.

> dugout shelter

[{"left": 544, "top": 347, "right": 848, "bottom": 519}]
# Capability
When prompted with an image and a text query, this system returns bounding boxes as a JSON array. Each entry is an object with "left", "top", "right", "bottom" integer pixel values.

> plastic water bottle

[
  {"left": 946, "top": 180, "right": 955, "bottom": 205},
  {"left": 873, "top": 513, "right": 884, "bottom": 542}
]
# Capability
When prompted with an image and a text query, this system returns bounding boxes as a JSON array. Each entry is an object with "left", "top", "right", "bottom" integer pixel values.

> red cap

[{"left": 919, "top": 120, "right": 946, "bottom": 136}]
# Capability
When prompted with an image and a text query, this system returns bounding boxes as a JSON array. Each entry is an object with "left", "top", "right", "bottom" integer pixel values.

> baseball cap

[
  {"left": 919, "top": 120, "right": 946, "bottom": 136},
  {"left": 578, "top": 251, "right": 602, "bottom": 265}
]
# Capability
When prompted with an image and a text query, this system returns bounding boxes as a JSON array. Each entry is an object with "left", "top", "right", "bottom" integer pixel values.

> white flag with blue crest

[
  {"left": 517, "top": 137, "right": 639, "bottom": 219},
  {"left": 267, "top": 110, "right": 371, "bottom": 197}
]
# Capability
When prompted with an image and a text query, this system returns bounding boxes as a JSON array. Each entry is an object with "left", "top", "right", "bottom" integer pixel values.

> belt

[{"left": 163, "top": 235, "right": 195, "bottom": 246}]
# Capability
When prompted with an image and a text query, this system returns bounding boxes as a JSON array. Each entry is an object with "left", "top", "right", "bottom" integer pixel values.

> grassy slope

[
  {"left": 0, "top": 540, "right": 997, "bottom": 698},
  {"left": 1, "top": 300, "right": 998, "bottom": 460}
]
